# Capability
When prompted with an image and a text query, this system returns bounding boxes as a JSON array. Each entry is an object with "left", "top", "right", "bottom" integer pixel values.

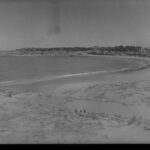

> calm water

[{"left": 0, "top": 56, "right": 139, "bottom": 82}]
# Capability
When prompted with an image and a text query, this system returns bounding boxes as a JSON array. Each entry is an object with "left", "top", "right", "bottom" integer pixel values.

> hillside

[{"left": 1, "top": 46, "right": 150, "bottom": 57}]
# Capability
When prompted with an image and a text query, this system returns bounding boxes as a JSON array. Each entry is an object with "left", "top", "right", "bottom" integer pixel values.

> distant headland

[{"left": 0, "top": 46, "right": 150, "bottom": 58}]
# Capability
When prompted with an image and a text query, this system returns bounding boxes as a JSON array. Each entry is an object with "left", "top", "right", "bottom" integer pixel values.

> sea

[{"left": 0, "top": 56, "right": 141, "bottom": 83}]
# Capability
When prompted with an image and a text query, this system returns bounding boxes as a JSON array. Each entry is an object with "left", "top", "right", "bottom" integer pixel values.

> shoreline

[
  {"left": 0, "top": 68, "right": 128, "bottom": 86},
  {"left": 1, "top": 55, "right": 150, "bottom": 143}
]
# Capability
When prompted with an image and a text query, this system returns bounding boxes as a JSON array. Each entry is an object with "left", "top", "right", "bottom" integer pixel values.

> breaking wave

[{"left": 0, "top": 67, "right": 132, "bottom": 86}]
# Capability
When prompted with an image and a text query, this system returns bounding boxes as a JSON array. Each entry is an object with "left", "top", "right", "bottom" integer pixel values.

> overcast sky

[{"left": 0, "top": 0, "right": 150, "bottom": 50}]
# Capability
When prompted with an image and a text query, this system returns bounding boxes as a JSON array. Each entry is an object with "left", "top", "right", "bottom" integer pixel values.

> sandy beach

[{"left": 0, "top": 56, "right": 150, "bottom": 143}]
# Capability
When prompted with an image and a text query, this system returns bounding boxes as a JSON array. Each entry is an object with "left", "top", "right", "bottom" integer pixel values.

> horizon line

[{"left": 1, "top": 45, "right": 149, "bottom": 51}]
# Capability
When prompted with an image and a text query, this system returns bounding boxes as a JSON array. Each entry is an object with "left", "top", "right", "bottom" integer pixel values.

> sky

[{"left": 0, "top": 0, "right": 150, "bottom": 50}]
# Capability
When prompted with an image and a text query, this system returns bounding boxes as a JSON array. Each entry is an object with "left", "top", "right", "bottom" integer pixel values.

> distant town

[{"left": 1, "top": 46, "right": 150, "bottom": 57}]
